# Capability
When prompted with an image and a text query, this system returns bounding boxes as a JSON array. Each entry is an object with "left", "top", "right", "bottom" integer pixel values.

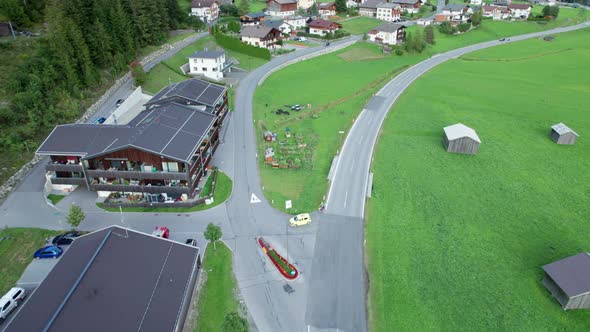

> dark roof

[
  {"left": 543, "top": 253, "right": 590, "bottom": 298},
  {"left": 5, "top": 226, "right": 200, "bottom": 332},
  {"left": 37, "top": 102, "right": 217, "bottom": 162},
  {"left": 318, "top": 2, "right": 336, "bottom": 9},
  {"left": 391, "top": 0, "right": 421, "bottom": 4},
  {"left": 145, "top": 78, "right": 227, "bottom": 108},
  {"left": 268, "top": 0, "right": 297, "bottom": 4},
  {"left": 240, "top": 25, "right": 278, "bottom": 38},
  {"left": 307, "top": 19, "right": 342, "bottom": 29},
  {"left": 191, "top": 0, "right": 217, "bottom": 8},
  {"left": 360, "top": 0, "right": 380, "bottom": 9},
  {"left": 508, "top": 3, "right": 531, "bottom": 9},
  {"left": 264, "top": 19, "right": 285, "bottom": 29},
  {"left": 188, "top": 50, "right": 225, "bottom": 59},
  {"left": 372, "top": 22, "right": 406, "bottom": 33}
]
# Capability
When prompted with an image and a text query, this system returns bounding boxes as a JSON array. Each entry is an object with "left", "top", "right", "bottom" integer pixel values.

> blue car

[{"left": 34, "top": 245, "right": 63, "bottom": 259}]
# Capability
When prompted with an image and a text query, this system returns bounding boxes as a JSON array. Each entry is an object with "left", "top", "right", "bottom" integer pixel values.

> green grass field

[
  {"left": 254, "top": 43, "right": 426, "bottom": 213},
  {"left": 96, "top": 171, "right": 232, "bottom": 212},
  {"left": 0, "top": 228, "right": 60, "bottom": 295},
  {"left": 339, "top": 17, "right": 383, "bottom": 35},
  {"left": 194, "top": 242, "right": 241, "bottom": 332},
  {"left": 47, "top": 194, "right": 66, "bottom": 205},
  {"left": 143, "top": 35, "right": 268, "bottom": 94},
  {"left": 366, "top": 28, "right": 590, "bottom": 331},
  {"left": 252, "top": 7, "right": 589, "bottom": 214}
]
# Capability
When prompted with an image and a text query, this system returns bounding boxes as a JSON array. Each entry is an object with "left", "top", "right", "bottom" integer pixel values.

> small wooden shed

[
  {"left": 550, "top": 123, "right": 578, "bottom": 145},
  {"left": 264, "top": 147, "right": 274, "bottom": 162},
  {"left": 443, "top": 123, "right": 481, "bottom": 155},
  {"left": 542, "top": 252, "right": 590, "bottom": 310}
]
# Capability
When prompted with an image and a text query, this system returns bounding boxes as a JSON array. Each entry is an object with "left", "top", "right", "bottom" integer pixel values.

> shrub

[{"left": 457, "top": 23, "right": 471, "bottom": 33}]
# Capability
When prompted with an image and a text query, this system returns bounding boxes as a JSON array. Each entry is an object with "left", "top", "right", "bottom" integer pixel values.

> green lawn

[
  {"left": 253, "top": 8, "right": 589, "bottom": 214},
  {"left": 194, "top": 242, "right": 241, "bottom": 332},
  {"left": 339, "top": 17, "right": 383, "bottom": 35},
  {"left": 249, "top": 0, "right": 267, "bottom": 13},
  {"left": 0, "top": 228, "right": 60, "bottom": 295},
  {"left": 96, "top": 171, "right": 232, "bottom": 212},
  {"left": 143, "top": 35, "right": 268, "bottom": 94},
  {"left": 47, "top": 194, "right": 66, "bottom": 205},
  {"left": 366, "top": 28, "right": 590, "bottom": 331},
  {"left": 254, "top": 43, "right": 427, "bottom": 213}
]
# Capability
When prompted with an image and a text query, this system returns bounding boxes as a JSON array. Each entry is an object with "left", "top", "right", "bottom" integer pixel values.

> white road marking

[
  {"left": 343, "top": 191, "right": 348, "bottom": 208},
  {"left": 250, "top": 193, "right": 261, "bottom": 204},
  {"left": 350, "top": 159, "right": 355, "bottom": 172}
]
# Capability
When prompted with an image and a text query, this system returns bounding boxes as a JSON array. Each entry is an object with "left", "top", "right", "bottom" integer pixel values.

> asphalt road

[
  {"left": 90, "top": 32, "right": 207, "bottom": 122},
  {"left": 2, "top": 21, "right": 589, "bottom": 332}
]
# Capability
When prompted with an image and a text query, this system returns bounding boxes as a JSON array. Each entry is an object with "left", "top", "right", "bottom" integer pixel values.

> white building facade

[
  {"left": 188, "top": 50, "right": 228, "bottom": 81},
  {"left": 190, "top": 0, "right": 219, "bottom": 23}
]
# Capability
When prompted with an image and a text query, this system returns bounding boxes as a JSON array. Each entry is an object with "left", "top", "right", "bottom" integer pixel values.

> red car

[{"left": 152, "top": 226, "right": 170, "bottom": 239}]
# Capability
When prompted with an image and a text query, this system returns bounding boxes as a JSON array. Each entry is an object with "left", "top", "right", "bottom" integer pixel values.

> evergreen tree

[
  {"left": 0, "top": 0, "right": 31, "bottom": 26},
  {"left": 167, "top": 0, "right": 185, "bottom": 29},
  {"left": 471, "top": 9, "right": 482, "bottom": 27},
  {"left": 309, "top": 2, "right": 319, "bottom": 15},
  {"left": 424, "top": 25, "right": 435, "bottom": 44},
  {"left": 335, "top": 0, "right": 347, "bottom": 13}
]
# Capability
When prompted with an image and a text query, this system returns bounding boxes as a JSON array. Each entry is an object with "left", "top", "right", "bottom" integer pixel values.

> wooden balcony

[
  {"left": 91, "top": 184, "right": 191, "bottom": 195},
  {"left": 50, "top": 177, "right": 86, "bottom": 185},
  {"left": 86, "top": 169, "right": 188, "bottom": 181},
  {"left": 46, "top": 163, "right": 83, "bottom": 172}
]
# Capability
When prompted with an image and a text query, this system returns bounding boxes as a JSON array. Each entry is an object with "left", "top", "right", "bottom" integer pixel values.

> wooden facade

[
  {"left": 543, "top": 274, "right": 590, "bottom": 310},
  {"left": 551, "top": 130, "right": 577, "bottom": 145},
  {"left": 443, "top": 136, "right": 480, "bottom": 155}
]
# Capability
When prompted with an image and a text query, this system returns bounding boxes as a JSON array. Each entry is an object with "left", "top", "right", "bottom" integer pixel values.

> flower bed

[{"left": 257, "top": 237, "right": 298, "bottom": 280}]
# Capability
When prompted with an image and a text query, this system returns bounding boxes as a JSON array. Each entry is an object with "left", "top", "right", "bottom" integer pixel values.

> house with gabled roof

[
  {"left": 240, "top": 25, "right": 282, "bottom": 49},
  {"left": 318, "top": 2, "right": 337, "bottom": 17},
  {"left": 266, "top": 0, "right": 297, "bottom": 17},
  {"left": 37, "top": 78, "right": 228, "bottom": 199},
  {"left": 240, "top": 12, "right": 268, "bottom": 26},
  {"left": 4, "top": 225, "right": 202, "bottom": 332},
  {"left": 368, "top": 22, "right": 406, "bottom": 45},
  {"left": 307, "top": 18, "right": 342, "bottom": 36},
  {"left": 190, "top": 0, "right": 219, "bottom": 23}
]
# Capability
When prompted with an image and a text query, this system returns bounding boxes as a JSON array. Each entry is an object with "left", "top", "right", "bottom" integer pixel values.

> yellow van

[{"left": 289, "top": 213, "right": 312, "bottom": 227}]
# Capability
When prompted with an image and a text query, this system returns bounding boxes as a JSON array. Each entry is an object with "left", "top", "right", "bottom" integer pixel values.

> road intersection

[{"left": 1, "top": 21, "right": 589, "bottom": 332}]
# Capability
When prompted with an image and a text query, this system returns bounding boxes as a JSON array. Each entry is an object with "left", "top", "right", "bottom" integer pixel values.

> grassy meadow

[
  {"left": 366, "top": 28, "right": 590, "bottom": 331},
  {"left": 254, "top": 43, "right": 426, "bottom": 213},
  {"left": 0, "top": 228, "right": 60, "bottom": 295}
]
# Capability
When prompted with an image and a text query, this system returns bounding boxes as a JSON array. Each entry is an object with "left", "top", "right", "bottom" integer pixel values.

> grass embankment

[
  {"left": 253, "top": 8, "right": 588, "bottom": 213},
  {"left": 194, "top": 242, "right": 241, "bottom": 332},
  {"left": 47, "top": 194, "right": 66, "bottom": 205},
  {"left": 96, "top": 171, "right": 232, "bottom": 212},
  {"left": 339, "top": 17, "right": 383, "bottom": 35},
  {"left": 254, "top": 43, "right": 426, "bottom": 213},
  {"left": 0, "top": 228, "right": 60, "bottom": 295},
  {"left": 366, "top": 28, "right": 590, "bottom": 331},
  {"left": 143, "top": 35, "right": 268, "bottom": 94}
]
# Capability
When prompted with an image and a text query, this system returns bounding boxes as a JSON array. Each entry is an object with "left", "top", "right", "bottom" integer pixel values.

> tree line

[{"left": 0, "top": 0, "right": 188, "bottom": 153}]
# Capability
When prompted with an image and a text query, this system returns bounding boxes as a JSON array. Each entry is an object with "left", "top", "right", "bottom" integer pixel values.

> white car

[{"left": 0, "top": 287, "right": 26, "bottom": 322}]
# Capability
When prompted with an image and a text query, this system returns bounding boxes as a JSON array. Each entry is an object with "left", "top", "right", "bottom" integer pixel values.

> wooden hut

[
  {"left": 542, "top": 252, "right": 590, "bottom": 310},
  {"left": 443, "top": 123, "right": 481, "bottom": 155},
  {"left": 264, "top": 147, "right": 274, "bottom": 163},
  {"left": 550, "top": 123, "right": 578, "bottom": 145}
]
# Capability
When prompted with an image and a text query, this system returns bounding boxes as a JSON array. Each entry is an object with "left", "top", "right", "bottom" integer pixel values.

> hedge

[{"left": 213, "top": 31, "right": 271, "bottom": 60}]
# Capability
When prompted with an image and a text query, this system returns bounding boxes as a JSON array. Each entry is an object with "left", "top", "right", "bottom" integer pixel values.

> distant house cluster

[
  {"left": 435, "top": 4, "right": 477, "bottom": 24},
  {"left": 360, "top": 0, "right": 422, "bottom": 20},
  {"left": 482, "top": 3, "right": 532, "bottom": 20}
]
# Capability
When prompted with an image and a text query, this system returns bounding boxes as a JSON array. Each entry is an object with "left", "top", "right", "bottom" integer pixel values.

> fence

[{"left": 100, "top": 168, "right": 219, "bottom": 209}]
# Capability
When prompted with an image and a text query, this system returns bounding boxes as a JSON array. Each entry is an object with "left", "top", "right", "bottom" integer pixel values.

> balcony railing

[
  {"left": 86, "top": 169, "right": 187, "bottom": 181},
  {"left": 50, "top": 177, "right": 86, "bottom": 185},
  {"left": 46, "top": 163, "right": 83, "bottom": 172},
  {"left": 91, "top": 184, "right": 191, "bottom": 195}
]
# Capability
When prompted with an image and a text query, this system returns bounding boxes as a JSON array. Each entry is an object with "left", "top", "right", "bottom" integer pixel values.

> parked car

[
  {"left": 97, "top": 117, "right": 106, "bottom": 124},
  {"left": 499, "top": 38, "right": 506, "bottom": 42},
  {"left": 52, "top": 232, "right": 81, "bottom": 246},
  {"left": 298, "top": 36, "right": 307, "bottom": 42},
  {"left": 33, "top": 245, "right": 63, "bottom": 259},
  {"left": 290, "top": 104, "right": 301, "bottom": 110},
  {"left": 0, "top": 287, "right": 26, "bottom": 323},
  {"left": 152, "top": 226, "right": 170, "bottom": 239},
  {"left": 115, "top": 99, "right": 125, "bottom": 107},
  {"left": 289, "top": 213, "right": 312, "bottom": 227},
  {"left": 185, "top": 239, "right": 197, "bottom": 247}
]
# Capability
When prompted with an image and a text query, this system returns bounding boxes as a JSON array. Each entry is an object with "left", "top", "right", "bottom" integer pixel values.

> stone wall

[{"left": 0, "top": 33, "right": 201, "bottom": 201}]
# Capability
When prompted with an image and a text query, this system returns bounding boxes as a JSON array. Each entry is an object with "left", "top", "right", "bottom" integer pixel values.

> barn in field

[
  {"left": 542, "top": 252, "right": 590, "bottom": 310},
  {"left": 443, "top": 123, "right": 481, "bottom": 155},
  {"left": 550, "top": 123, "right": 578, "bottom": 145}
]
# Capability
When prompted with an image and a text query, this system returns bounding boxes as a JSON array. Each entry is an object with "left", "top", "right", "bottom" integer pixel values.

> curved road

[{"left": 1, "top": 20, "right": 589, "bottom": 332}]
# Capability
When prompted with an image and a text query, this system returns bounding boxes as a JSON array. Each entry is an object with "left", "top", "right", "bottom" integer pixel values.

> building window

[
  {"left": 202, "top": 67, "right": 207, "bottom": 71},
  {"left": 194, "top": 67, "right": 199, "bottom": 71}
]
